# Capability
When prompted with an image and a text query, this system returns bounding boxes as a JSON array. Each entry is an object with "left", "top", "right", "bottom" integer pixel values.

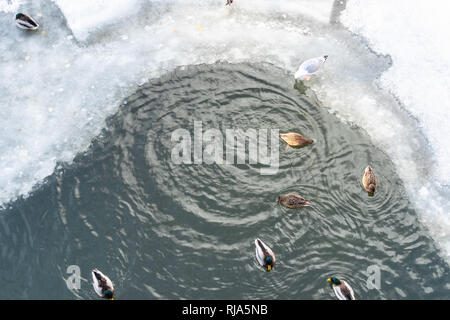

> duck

[
  {"left": 255, "top": 238, "right": 276, "bottom": 271},
  {"left": 327, "top": 277, "right": 356, "bottom": 300},
  {"left": 280, "top": 132, "right": 313, "bottom": 150},
  {"left": 277, "top": 193, "right": 309, "bottom": 208},
  {"left": 92, "top": 269, "right": 114, "bottom": 300},
  {"left": 362, "top": 165, "right": 378, "bottom": 196},
  {"left": 15, "top": 13, "right": 39, "bottom": 30},
  {"left": 294, "top": 55, "right": 328, "bottom": 81}
]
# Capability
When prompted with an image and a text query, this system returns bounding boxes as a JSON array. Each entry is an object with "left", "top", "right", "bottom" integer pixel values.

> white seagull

[{"left": 294, "top": 55, "right": 328, "bottom": 81}]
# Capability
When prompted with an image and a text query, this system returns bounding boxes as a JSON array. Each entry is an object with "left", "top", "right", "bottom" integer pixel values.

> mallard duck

[
  {"left": 255, "top": 238, "right": 276, "bottom": 272},
  {"left": 327, "top": 277, "right": 355, "bottom": 300},
  {"left": 277, "top": 193, "right": 309, "bottom": 208},
  {"left": 362, "top": 165, "right": 378, "bottom": 196},
  {"left": 15, "top": 13, "right": 39, "bottom": 30},
  {"left": 294, "top": 55, "right": 328, "bottom": 81},
  {"left": 92, "top": 269, "right": 114, "bottom": 300},
  {"left": 280, "top": 132, "right": 313, "bottom": 150}
]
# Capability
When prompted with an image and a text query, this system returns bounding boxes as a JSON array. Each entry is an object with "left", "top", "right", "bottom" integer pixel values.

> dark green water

[{"left": 0, "top": 63, "right": 448, "bottom": 299}]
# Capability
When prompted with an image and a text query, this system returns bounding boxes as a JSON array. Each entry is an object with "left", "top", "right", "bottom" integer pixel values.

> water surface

[{"left": 0, "top": 63, "right": 448, "bottom": 299}]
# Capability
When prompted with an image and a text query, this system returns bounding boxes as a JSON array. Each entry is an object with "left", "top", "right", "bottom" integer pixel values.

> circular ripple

[
  {"left": 0, "top": 62, "right": 448, "bottom": 299},
  {"left": 106, "top": 62, "right": 445, "bottom": 298}
]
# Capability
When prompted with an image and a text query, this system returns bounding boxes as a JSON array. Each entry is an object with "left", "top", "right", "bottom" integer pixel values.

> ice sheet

[
  {"left": 52, "top": 0, "right": 140, "bottom": 41},
  {"left": 1, "top": 0, "right": 449, "bottom": 262},
  {"left": 341, "top": 0, "right": 450, "bottom": 260},
  {"left": 0, "top": 0, "right": 21, "bottom": 13}
]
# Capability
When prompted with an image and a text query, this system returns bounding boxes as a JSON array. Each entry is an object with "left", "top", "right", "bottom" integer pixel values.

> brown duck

[
  {"left": 277, "top": 193, "right": 309, "bottom": 208},
  {"left": 362, "top": 165, "right": 378, "bottom": 196},
  {"left": 280, "top": 132, "right": 313, "bottom": 150}
]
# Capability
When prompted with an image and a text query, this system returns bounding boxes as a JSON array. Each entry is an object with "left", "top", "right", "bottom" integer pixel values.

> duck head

[
  {"left": 104, "top": 289, "right": 114, "bottom": 300},
  {"left": 368, "top": 184, "right": 376, "bottom": 196},
  {"left": 265, "top": 256, "right": 273, "bottom": 271},
  {"left": 327, "top": 277, "right": 341, "bottom": 285}
]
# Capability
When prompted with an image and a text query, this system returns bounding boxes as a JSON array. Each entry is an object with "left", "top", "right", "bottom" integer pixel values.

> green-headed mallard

[
  {"left": 362, "top": 165, "right": 378, "bottom": 196},
  {"left": 327, "top": 277, "right": 355, "bottom": 300},
  {"left": 294, "top": 55, "right": 328, "bottom": 81},
  {"left": 255, "top": 238, "right": 275, "bottom": 272},
  {"left": 277, "top": 193, "right": 309, "bottom": 208},
  {"left": 92, "top": 269, "right": 114, "bottom": 300},
  {"left": 280, "top": 132, "right": 313, "bottom": 150},
  {"left": 15, "top": 13, "right": 39, "bottom": 30}
]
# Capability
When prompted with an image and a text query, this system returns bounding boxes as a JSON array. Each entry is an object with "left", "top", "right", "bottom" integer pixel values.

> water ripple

[{"left": 0, "top": 63, "right": 448, "bottom": 299}]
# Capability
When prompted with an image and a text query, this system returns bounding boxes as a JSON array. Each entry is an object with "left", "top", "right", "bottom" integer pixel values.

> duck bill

[
  {"left": 327, "top": 278, "right": 331, "bottom": 283},
  {"left": 267, "top": 265, "right": 272, "bottom": 271}
]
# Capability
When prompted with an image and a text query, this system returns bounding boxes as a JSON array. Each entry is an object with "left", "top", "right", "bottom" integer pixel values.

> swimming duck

[
  {"left": 255, "top": 238, "right": 275, "bottom": 272},
  {"left": 277, "top": 193, "right": 309, "bottom": 208},
  {"left": 294, "top": 55, "right": 328, "bottom": 81},
  {"left": 362, "top": 165, "right": 378, "bottom": 196},
  {"left": 92, "top": 269, "right": 114, "bottom": 300},
  {"left": 15, "top": 13, "right": 39, "bottom": 30},
  {"left": 327, "top": 277, "right": 355, "bottom": 300},
  {"left": 280, "top": 132, "right": 313, "bottom": 150}
]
